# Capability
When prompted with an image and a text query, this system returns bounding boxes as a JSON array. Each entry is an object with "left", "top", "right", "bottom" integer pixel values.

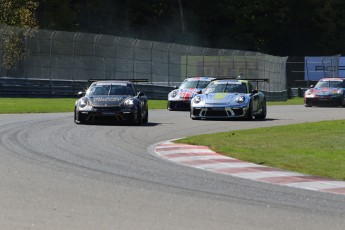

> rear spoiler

[
  {"left": 87, "top": 79, "right": 148, "bottom": 86},
  {"left": 212, "top": 77, "right": 269, "bottom": 90},
  {"left": 213, "top": 76, "right": 269, "bottom": 82}
]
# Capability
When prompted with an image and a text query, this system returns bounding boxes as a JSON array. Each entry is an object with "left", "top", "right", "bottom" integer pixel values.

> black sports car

[{"left": 74, "top": 80, "right": 148, "bottom": 125}]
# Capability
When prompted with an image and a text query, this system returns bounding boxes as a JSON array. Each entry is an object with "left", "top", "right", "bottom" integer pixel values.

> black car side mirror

[
  {"left": 77, "top": 91, "right": 85, "bottom": 97},
  {"left": 137, "top": 91, "right": 145, "bottom": 97},
  {"left": 174, "top": 86, "right": 179, "bottom": 89},
  {"left": 196, "top": 89, "right": 202, "bottom": 94},
  {"left": 251, "top": 89, "right": 258, "bottom": 94}
]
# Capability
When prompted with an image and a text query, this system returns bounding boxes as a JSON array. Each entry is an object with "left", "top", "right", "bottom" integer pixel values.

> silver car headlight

[
  {"left": 124, "top": 98, "right": 134, "bottom": 108},
  {"left": 235, "top": 96, "right": 245, "bottom": 103},
  {"left": 79, "top": 98, "right": 88, "bottom": 108},
  {"left": 193, "top": 96, "right": 202, "bottom": 104},
  {"left": 305, "top": 89, "right": 312, "bottom": 95},
  {"left": 170, "top": 90, "right": 178, "bottom": 98}
]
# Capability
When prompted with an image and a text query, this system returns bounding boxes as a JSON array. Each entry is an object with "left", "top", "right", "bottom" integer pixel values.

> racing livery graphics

[
  {"left": 304, "top": 78, "right": 345, "bottom": 107},
  {"left": 190, "top": 79, "right": 267, "bottom": 120},
  {"left": 74, "top": 80, "right": 148, "bottom": 125},
  {"left": 167, "top": 76, "right": 215, "bottom": 110}
]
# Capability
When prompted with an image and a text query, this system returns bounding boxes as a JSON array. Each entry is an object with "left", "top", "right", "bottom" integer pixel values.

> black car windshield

[
  {"left": 87, "top": 84, "right": 135, "bottom": 96},
  {"left": 315, "top": 80, "right": 344, "bottom": 88},
  {"left": 204, "top": 81, "right": 247, "bottom": 94},
  {"left": 179, "top": 80, "right": 210, "bottom": 89}
]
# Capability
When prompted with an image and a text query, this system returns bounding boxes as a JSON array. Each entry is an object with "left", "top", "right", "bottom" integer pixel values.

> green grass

[
  {"left": 176, "top": 120, "right": 345, "bottom": 180},
  {"left": 0, "top": 98, "right": 168, "bottom": 113},
  {"left": 0, "top": 98, "right": 77, "bottom": 113},
  {"left": 0, "top": 97, "right": 302, "bottom": 114},
  {"left": 268, "top": 97, "right": 303, "bottom": 105}
]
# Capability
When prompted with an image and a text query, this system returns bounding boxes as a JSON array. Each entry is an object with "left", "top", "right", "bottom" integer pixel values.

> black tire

[
  {"left": 74, "top": 107, "right": 85, "bottom": 124},
  {"left": 245, "top": 101, "right": 253, "bottom": 120},
  {"left": 255, "top": 99, "right": 267, "bottom": 120},
  {"left": 304, "top": 99, "right": 312, "bottom": 107},
  {"left": 134, "top": 108, "right": 143, "bottom": 125},
  {"left": 143, "top": 110, "right": 148, "bottom": 124}
]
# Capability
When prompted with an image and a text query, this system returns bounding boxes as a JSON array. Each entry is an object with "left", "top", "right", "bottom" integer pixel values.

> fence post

[
  {"left": 72, "top": 32, "right": 79, "bottom": 81},
  {"left": 185, "top": 46, "right": 192, "bottom": 79},
  {"left": 217, "top": 49, "right": 224, "bottom": 78},
  {"left": 202, "top": 48, "right": 207, "bottom": 76},
  {"left": 133, "top": 39, "right": 138, "bottom": 80},
  {"left": 49, "top": 31, "right": 57, "bottom": 80},
  {"left": 151, "top": 41, "right": 155, "bottom": 84},
  {"left": 167, "top": 43, "right": 174, "bottom": 86},
  {"left": 93, "top": 34, "right": 101, "bottom": 79},
  {"left": 113, "top": 37, "right": 120, "bottom": 79}
]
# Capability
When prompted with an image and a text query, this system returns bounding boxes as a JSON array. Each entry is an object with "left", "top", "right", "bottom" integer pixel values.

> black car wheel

[
  {"left": 255, "top": 99, "right": 267, "bottom": 120},
  {"left": 134, "top": 108, "right": 143, "bottom": 125},
  {"left": 74, "top": 107, "right": 86, "bottom": 124},
  {"left": 143, "top": 110, "right": 148, "bottom": 124},
  {"left": 245, "top": 101, "right": 253, "bottom": 120}
]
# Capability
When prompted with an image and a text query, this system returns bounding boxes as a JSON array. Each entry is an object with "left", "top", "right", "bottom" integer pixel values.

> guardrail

[
  {"left": 0, "top": 77, "right": 289, "bottom": 101},
  {"left": 0, "top": 77, "right": 173, "bottom": 100}
]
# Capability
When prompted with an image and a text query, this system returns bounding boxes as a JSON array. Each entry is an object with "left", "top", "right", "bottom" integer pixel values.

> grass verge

[
  {"left": 176, "top": 120, "right": 345, "bottom": 181},
  {"left": 0, "top": 98, "right": 168, "bottom": 113},
  {"left": 0, "top": 97, "right": 302, "bottom": 114}
]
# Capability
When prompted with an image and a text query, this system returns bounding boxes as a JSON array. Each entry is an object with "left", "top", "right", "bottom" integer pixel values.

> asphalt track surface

[{"left": 1, "top": 105, "right": 345, "bottom": 230}]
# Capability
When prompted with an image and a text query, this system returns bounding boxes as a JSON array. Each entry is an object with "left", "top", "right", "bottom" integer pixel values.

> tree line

[{"left": 2, "top": 0, "right": 345, "bottom": 66}]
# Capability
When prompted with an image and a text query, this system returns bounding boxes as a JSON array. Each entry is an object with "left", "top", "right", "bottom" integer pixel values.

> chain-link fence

[{"left": 0, "top": 25, "right": 288, "bottom": 91}]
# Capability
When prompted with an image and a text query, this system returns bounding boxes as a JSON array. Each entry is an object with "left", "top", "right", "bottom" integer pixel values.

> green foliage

[{"left": 0, "top": 0, "right": 38, "bottom": 69}]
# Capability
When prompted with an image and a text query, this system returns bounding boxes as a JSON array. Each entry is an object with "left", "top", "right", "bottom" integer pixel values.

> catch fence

[{"left": 0, "top": 25, "right": 287, "bottom": 93}]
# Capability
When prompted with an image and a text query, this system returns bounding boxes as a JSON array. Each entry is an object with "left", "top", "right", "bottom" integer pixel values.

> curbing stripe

[{"left": 154, "top": 141, "right": 345, "bottom": 196}]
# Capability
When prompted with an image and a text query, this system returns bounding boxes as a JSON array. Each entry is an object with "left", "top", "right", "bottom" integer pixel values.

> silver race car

[{"left": 190, "top": 79, "right": 267, "bottom": 120}]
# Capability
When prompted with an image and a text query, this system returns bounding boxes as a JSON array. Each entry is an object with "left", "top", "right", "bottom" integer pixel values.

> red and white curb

[{"left": 154, "top": 141, "right": 345, "bottom": 195}]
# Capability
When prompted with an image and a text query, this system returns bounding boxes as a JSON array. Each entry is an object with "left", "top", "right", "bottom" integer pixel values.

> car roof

[
  {"left": 185, "top": 76, "right": 216, "bottom": 81},
  {"left": 212, "top": 79, "right": 248, "bottom": 83},
  {"left": 91, "top": 80, "right": 132, "bottom": 85},
  {"left": 319, "top": 78, "right": 345, "bottom": 81}
]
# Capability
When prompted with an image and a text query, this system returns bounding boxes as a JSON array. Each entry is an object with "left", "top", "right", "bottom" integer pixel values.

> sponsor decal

[
  {"left": 214, "top": 93, "right": 228, "bottom": 100},
  {"left": 93, "top": 97, "right": 123, "bottom": 102}
]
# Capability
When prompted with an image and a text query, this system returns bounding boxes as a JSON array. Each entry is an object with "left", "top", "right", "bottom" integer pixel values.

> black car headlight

[
  {"left": 235, "top": 96, "right": 245, "bottom": 103},
  {"left": 79, "top": 98, "right": 88, "bottom": 108},
  {"left": 124, "top": 98, "right": 134, "bottom": 108}
]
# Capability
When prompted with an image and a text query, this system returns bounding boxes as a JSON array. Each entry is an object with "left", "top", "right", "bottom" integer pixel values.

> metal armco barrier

[{"left": 0, "top": 77, "right": 287, "bottom": 101}]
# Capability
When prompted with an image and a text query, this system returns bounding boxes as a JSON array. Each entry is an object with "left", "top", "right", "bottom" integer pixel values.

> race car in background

[
  {"left": 167, "top": 76, "right": 215, "bottom": 110},
  {"left": 304, "top": 78, "right": 345, "bottom": 107},
  {"left": 190, "top": 79, "right": 267, "bottom": 120},
  {"left": 74, "top": 80, "right": 148, "bottom": 125}
]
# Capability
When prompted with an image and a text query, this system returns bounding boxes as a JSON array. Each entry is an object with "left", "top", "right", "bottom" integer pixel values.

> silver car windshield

[
  {"left": 179, "top": 80, "right": 210, "bottom": 89},
  {"left": 204, "top": 82, "right": 247, "bottom": 94}
]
